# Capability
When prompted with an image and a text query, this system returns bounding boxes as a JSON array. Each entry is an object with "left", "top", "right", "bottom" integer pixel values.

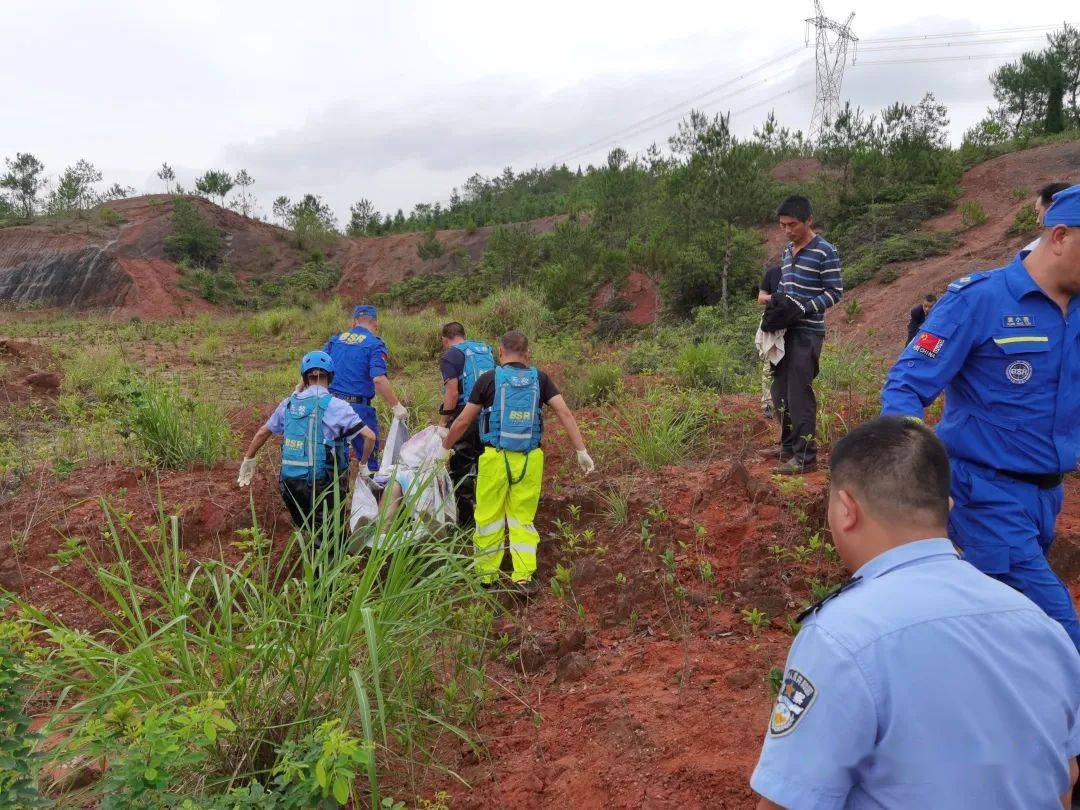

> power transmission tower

[{"left": 805, "top": 1, "right": 857, "bottom": 141}]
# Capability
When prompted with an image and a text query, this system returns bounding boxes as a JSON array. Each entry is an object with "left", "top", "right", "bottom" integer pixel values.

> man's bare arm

[{"left": 440, "top": 379, "right": 460, "bottom": 428}]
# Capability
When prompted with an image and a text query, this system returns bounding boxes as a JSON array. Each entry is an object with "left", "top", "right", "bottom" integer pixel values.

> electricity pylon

[{"left": 805, "top": 1, "right": 857, "bottom": 141}]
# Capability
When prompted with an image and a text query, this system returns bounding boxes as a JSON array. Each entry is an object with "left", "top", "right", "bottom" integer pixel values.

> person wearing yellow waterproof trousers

[{"left": 440, "top": 330, "right": 595, "bottom": 594}]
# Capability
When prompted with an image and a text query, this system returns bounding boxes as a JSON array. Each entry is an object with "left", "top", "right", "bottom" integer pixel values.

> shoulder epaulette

[
  {"left": 946, "top": 271, "right": 991, "bottom": 294},
  {"left": 796, "top": 575, "right": 863, "bottom": 623}
]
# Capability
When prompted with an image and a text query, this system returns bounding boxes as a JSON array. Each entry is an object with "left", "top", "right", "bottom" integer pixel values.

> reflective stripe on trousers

[{"left": 473, "top": 446, "right": 544, "bottom": 583}]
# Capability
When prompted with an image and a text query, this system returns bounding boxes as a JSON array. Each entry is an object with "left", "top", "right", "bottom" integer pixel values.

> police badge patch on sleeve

[{"left": 768, "top": 669, "right": 817, "bottom": 737}]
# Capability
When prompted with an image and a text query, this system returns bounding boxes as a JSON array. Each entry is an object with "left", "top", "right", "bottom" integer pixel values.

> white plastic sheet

[
  {"left": 374, "top": 416, "right": 409, "bottom": 487},
  {"left": 349, "top": 476, "right": 379, "bottom": 531}
]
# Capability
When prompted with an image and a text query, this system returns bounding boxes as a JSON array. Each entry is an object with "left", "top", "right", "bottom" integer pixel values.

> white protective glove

[
  {"left": 237, "top": 457, "right": 257, "bottom": 487},
  {"left": 576, "top": 449, "right": 596, "bottom": 475},
  {"left": 358, "top": 465, "right": 373, "bottom": 480},
  {"left": 438, "top": 445, "right": 453, "bottom": 463},
  {"left": 392, "top": 403, "right": 409, "bottom": 421},
  {"left": 436, "top": 425, "right": 449, "bottom": 439}
]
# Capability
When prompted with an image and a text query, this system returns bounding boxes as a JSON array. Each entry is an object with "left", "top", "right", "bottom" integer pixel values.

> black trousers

[
  {"left": 771, "top": 329, "right": 823, "bottom": 464},
  {"left": 279, "top": 475, "right": 348, "bottom": 545},
  {"left": 448, "top": 423, "right": 483, "bottom": 529}
]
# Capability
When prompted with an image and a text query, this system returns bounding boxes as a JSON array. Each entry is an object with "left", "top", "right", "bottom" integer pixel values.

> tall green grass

[
  {"left": 130, "top": 376, "right": 234, "bottom": 468},
  {"left": 14, "top": 489, "right": 492, "bottom": 806},
  {"left": 611, "top": 391, "right": 709, "bottom": 469},
  {"left": 562, "top": 362, "right": 623, "bottom": 408}
]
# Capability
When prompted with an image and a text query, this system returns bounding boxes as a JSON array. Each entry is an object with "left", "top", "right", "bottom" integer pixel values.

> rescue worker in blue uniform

[
  {"left": 751, "top": 417, "right": 1080, "bottom": 810},
  {"left": 881, "top": 183, "right": 1080, "bottom": 649},
  {"left": 323, "top": 305, "right": 408, "bottom": 472}
]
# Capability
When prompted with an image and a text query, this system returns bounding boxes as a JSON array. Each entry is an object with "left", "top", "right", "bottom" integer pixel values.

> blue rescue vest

[
  {"left": 481, "top": 366, "right": 543, "bottom": 453},
  {"left": 279, "top": 393, "right": 347, "bottom": 483},
  {"left": 455, "top": 340, "right": 496, "bottom": 406}
]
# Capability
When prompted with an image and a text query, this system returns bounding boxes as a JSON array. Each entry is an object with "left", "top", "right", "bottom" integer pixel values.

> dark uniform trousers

[
  {"left": 279, "top": 474, "right": 348, "bottom": 546},
  {"left": 448, "top": 422, "right": 483, "bottom": 529},
  {"left": 771, "top": 329, "right": 823, "bottom": 464}
]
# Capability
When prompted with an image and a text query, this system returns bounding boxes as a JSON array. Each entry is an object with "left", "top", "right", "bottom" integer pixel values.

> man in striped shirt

[{"left": 765, "top": 195, "right": 843, "bottom": 474}]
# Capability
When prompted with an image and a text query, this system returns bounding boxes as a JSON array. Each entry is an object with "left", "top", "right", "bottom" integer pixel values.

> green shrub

[
  {"left": 97, "top": 207, "right": 124, "bottom": 227},
  {"left": 16, "top": 496, "right": 491, "bottom": 805},
  {"left": 612, "top": 391, "right": 709, "bottom": 469},
  {"left": 474, "top": 287, "right": 550, "bottom": 341},
  {"left": 286, "top": 258, "right": 341, "bottom": 292},
  {"left": 562, "top": 362, "right": 623, "bottom": 408},
  {"left": 60, "top": 345, "right": 137, "bottom": 401},
  {"left": 179, "top": 265, "right": 248, "bottom": 307},
  {"left": 164, "top": 198, "right": 224, "bottom": 268},
  {"left": 292, "top": 209, "right": 338, "bottom": 255},
  {"left": 247, "top": 307, "right": 300, "bottom": 338},
  {"left": 377, "top": 310, "right": 445, "bottom": 367},
  {"left": 843, "top": 231, "right": 955, "bottom": 287},
  {"left": 189, "top": 333, "right": 223, "bottom": 365},
  {"left": 129, "top": 377, "right": 234, "bottom": 468},
  {"left": 0, "top": 629, "right": 44, "bottom": 808},
  {"left": 958, "top": 199, "right": 988, "bottom": 228},
  {"left": 674, "top": 342, "right": 749, "bottom": 393},
  {"left": 1009, "top": 202, "right": 1038, "bottom": 235},
  {"left": 624, "top": 326, "right": 692, "bottom": 375}
]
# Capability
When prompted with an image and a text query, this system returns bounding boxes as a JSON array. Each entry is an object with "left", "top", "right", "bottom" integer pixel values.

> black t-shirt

[
  {"left": 760, "top": 265, "right": 782, "bottom": 295},
  {"left": 438, "top": 346, "right": 466, "bottom": 383},
  {"left": 468, "top": 363, "right": 560, "bottom": 409},
  {"left": 438, "top": 346, "right": 468, "bottom": 416}
]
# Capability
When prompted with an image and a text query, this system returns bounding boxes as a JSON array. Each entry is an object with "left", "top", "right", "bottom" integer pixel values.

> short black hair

[
  {"left": 1038, "top": 182, "right": 1071, "bottom": 207},
  {"left": 924, "top": 293, "right": 937, "bottom": 303},
  {"left": 777, "top": 195, "right": 812, "bottom": 222},
  {"left": 441, "top": 321, "right": 466, "bottom": 339},
  {"left": 829, "top": 416, "right": 950, "bottom": 528},
  {"left": 500, "top": 330, "right": 529, "bottom": 354}
]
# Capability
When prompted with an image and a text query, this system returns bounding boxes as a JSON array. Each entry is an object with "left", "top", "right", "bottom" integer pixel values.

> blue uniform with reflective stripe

[
  {"left": 881, "top": 257, "right": 1080, "bottom": 647},
  {"left": 323, "top": 326, "right": 389, "bottom": 471},
  {"left": 751, "top": 538, "right": 1080, "bottom": 809}
]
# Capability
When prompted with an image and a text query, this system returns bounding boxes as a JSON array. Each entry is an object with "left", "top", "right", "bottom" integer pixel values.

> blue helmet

[{"left": 300, "top": 350, "right": 334, "bottom": 380}]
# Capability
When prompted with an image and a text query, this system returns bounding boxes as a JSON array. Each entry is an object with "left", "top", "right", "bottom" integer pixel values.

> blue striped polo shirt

[{"left": 779, "top": 234, "right": 843, "bottom": 333}]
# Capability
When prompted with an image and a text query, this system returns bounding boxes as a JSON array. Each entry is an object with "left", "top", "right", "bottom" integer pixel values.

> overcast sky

[{"left": 2, "top": 1, "right": 1075, "bottom": 224}]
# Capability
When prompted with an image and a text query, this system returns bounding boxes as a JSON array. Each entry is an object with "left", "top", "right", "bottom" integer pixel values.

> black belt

[
  {"left": 336, "top": 394, "right": 371, "bottom": 405},
  {"left": 999, "top": 469, "right": 1065, "bottom": 489}
]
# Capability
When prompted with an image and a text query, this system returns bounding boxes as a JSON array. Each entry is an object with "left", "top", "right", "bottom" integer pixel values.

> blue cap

[
  {"left": 1043, "top": 184, "right": 1080, "bottom": 228},
  {"left": 353, "top": 304, "right": 378, "bottom": 319}
]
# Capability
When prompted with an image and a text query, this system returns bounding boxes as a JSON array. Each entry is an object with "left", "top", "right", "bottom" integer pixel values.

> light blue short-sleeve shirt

[
  {"left": 265, "top": 385, "right": 363, "bottom": 440},
  {"left": 752, "top": 538, "right": 1080, "bottom": 809}
]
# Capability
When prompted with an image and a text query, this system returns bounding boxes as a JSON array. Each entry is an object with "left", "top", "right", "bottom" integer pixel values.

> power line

[
  {"left": 852, "top": 51, "right": 1029, "bottom": 66},
  {"left": 860, "top": 24, "right": 1057, "bottom": 44},
  {"left": 857, "top": 36, "right": 1045, "bottom": 53},
  {"left": 548, "top": 46, "right": 806, "bottom": 165},
  {"left": 548, "top": 57, "right": 812, "bottom": 165}
]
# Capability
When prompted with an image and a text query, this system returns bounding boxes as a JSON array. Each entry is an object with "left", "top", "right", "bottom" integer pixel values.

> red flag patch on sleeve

[{"left": 913, "top": 332, "right": 945, "bottom": 359}]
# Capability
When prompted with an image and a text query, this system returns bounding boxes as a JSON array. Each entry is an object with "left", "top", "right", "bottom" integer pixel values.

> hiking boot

[
  {"left": 758, "top": 446, "right": 793, "bottom": 461},
  {"left": 513, "top": 577, "right": 541, "bottom": 597},
  {"left": 775, "top": 458, "right": 818, "bottom": 475}
]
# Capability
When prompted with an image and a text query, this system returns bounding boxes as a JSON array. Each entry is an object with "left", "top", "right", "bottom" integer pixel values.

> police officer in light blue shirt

[
  {"left": 881, "top": 183, "right": 1080, "bottom": 649},
  {"left": 751, "top": 417, "right": 1080, "bottom": 810},
  {"left": 323, "top": 305, "right": 408, "bottom": 472}
]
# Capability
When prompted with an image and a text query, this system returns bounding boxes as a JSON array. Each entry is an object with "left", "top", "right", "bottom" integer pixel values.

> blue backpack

[
  {"left": 481, "top": 366, "right": 543, "bottom": 453},
  {"left": 456, "top": 340, "right": 495, "bottom": 405},
  {"left": 279, "top": 394, "right": 347, "bottom": 483}
]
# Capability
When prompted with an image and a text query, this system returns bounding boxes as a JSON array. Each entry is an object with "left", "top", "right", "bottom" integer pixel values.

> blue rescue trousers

[
  {"left": 949, "top": 458, "right": 1080, "bottom": 650},
  {"left": 349, "top": 403, "right": 379, "bottom": 473}
]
